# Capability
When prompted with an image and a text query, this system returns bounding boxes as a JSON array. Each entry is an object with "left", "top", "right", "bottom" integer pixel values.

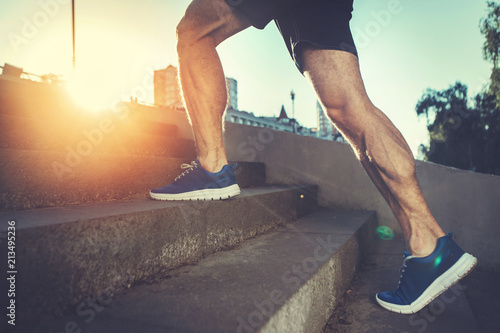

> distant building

[
  {"left": 225, "top": 108, "right": 284, "bottom": 131},
  {"left": 1, "top": 63, "right": 23, "bottom": 78},
  {"left": 316, "top": 102, "right": 344, "bottom": 142},
  {"left": 276, "top": 105, "right": 301, "bottom": 133},
  {"left": 154, "top": 65, "right": 182, "bottom": 107},
  {"left": 154, "top": 65, "right": 238, "bottom": 111},
  {"left": 226, "top": 77, "right": 238, "bottom": 110},
  {"left": 225, "top": 105, "right": 308, "bottom": 135},
  {"left": 153, "top": 65, "right": 331, "bottom": 140}
]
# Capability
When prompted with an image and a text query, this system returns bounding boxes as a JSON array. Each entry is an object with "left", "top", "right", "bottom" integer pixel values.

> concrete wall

[{"left": 224, "top": 123, "right": 500, "bottom": 271}]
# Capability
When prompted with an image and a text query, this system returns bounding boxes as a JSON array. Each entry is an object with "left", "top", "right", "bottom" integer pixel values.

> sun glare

[
  {"left": 67, "top": 66, "right": 118, "bottom": 112},
  {"left": 65, "top": 27, "right": 141, "bottom": 112}
]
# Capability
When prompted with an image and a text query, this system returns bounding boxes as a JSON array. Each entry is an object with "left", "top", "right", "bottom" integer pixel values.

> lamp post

[{"left": 290, "top": 90, "right": 295, "bottom": 133}]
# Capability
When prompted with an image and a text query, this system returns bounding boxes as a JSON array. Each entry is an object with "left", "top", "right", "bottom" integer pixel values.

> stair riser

[
  {"left": 9, "top": 186, "right": 317, "bottom": 318},
  {"left": 0, "top": 79, "right": 75, "bottom": 120},
  {"left": 0, "top": 150, "right": 191, "bottom": 210},
  {"left": 0, "top": 149, "right": 266, "bottom": 210},
  {"left": 0, "top": 113, "right": 195, "bottom": 158},
  {"left": 261, "top": 214, "right": 376, "bottom": 332}
]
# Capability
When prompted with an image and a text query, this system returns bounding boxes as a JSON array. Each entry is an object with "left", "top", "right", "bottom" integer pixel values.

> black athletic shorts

[{"left": 224, "top": 0, "right": 357, "bottom": 72}]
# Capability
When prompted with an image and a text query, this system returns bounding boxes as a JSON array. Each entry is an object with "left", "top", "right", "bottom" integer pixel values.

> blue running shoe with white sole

[
  {"left": 376, "top": 232, "right": 477, "bottom": 314},
  {"left": 149, "top": 160, "right": 241, "bottom": 201}
]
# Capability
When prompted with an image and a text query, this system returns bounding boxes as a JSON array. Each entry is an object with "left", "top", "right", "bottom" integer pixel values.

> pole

[
  {"left": 290, "top": 90, "right": 295, "bottom": 133},
  {"left": 72, "top": 0, "right": 76, "bottom": 71}
]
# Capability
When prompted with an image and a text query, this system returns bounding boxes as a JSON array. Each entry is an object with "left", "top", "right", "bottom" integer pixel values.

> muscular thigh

[{"left": 301, "top": 46, "right": 370, "bottom": 113}]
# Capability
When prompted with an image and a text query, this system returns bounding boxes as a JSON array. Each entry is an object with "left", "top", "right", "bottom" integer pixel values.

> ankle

[
  {"left": 408, "top": 234, "right": 441, "bottom": 258},
  {"left": 198, "top": 156, "right": 227, "bottom": 173}
]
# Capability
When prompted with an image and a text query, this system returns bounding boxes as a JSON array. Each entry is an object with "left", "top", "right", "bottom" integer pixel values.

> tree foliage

[
  {"left": 480, "top": 1, "right": 500, "bottom": 106},
  {"left": 416, "top": 83, "right": 500, "bottom": 175},
  {"left": 481, "top": 2, "right": 500, "bottom": 66},
  {"left": 416, "top": 2, "right": 500, "bottom": 175}
]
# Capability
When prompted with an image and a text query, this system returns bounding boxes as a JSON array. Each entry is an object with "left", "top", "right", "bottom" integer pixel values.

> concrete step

[
  {"left": 0, "top": 76, "right": 75, "bottom": 120},
  {"left": 0, "top": 185, "right": 318, "bottom": 326},
  {"left": 0, "top": 149, "right": 265, "bottom": 210},
  {"left": 0, "top": 76, "right": 197, "bottom": 161},
  {"left": 0, "top": 113, "right": 196, "bottom": 158},
  {"left": 0, "top": 77, "right": 194, "bottom": 142},
  {"left": 324, "top": 236, "right": 482, "bottom": 333},
  {"left": 23, "top": 209, "right": 376, "bottom": 333}
]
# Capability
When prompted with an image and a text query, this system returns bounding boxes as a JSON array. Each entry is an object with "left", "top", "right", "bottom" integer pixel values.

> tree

[
  {"left": 416, "top": 2, "right": 500, "bottom": 175},
  {"left": 480, "top": 1, "right": 500, "bottom": 106},
  {"left": 475, "top": 92, "right": 500, "bottom": 173},
  {"left": 416, "top": 83, "right": 500, "bottom": 175}
]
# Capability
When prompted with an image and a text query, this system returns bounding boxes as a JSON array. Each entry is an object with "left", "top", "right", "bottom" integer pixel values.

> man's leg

[
  {"left": 301, "top": 46, "right": 477, "bottom": 314},
  {"left": 300, "top": 46, "right": 445, "bottom": 257},
  {"left": 176, "top": 0, "right": 250, "bottom": 172},
  {"left": 149, "top": 0, "right": 250, "bottom": 201}
]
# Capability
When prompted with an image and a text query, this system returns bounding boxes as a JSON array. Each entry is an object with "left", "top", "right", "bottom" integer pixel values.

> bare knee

[
  {"left": 323, "top": 101, "right": 351, "bottom": 130},
  {"left": 323, "top": 96, "right": 375, "bottom": 132},
  {"left": 323, "top": 101, "right": 378, "bottom": 152},
  {"left": 176, "top": 14, "right": 215, "bottom": 54},
  {"left": 324, "top": 105, "right": 345, "bottom": 122},
  {"left": 319, "top": 88, "right": 365, "bottom": 126},
  {"left": 176, "top": 0, "right": 246, "bottom": 53}
]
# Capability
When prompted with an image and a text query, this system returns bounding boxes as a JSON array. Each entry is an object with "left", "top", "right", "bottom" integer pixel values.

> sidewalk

[{"left": 324, "top": 235, "right": 500, "bottom": 333}]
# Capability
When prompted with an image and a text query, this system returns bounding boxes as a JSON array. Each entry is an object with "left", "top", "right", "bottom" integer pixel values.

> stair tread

[
  {"left": 0, "top": 185, "right": 305, "bottom": 231},
  {"left": 34, "top": 209, "right": 375, "bottom": 333},
  {"left": 2, "top": 184, "right": 319, "bottom": 324}
]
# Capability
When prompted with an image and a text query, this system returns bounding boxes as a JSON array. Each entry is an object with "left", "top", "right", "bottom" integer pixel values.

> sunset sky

[{"left": 0, "top": 0, "right": 493, "bottom": 156}]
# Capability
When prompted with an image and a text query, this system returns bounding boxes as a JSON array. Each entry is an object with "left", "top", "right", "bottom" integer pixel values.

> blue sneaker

[
  {"left": 149, "top": 160, "right": 241, "bottom": 201},
  {"left": 376, "top": 232, "right": 477, "bottom": 314}
]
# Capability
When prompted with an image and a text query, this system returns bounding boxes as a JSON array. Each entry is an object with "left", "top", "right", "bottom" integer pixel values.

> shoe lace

[
  {"left": 174, "top": 161, "right": 198, "bottom": 181},
  {"left": 397, "top": 254, "right": 414, "bottom": 287}
]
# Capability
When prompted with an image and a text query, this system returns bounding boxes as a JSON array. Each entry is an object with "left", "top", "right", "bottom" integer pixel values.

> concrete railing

[{"left": 224, "top": 122, "right": 500, "bottom": 271}]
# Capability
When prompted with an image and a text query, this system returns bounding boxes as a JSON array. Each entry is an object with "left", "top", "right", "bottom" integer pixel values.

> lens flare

[
  {"left": 434, "top": 254, "right": 443, "bottom": 268},
  {"left": 67, "top": 67, "right": 117, "bottom": 112},
  {"left": 376, "top": 225, "right": 394, "bottom": 240}
]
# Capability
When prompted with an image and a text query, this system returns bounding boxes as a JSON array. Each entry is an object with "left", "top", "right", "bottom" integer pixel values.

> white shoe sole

[
  {"left": 376, "top": 252, "right": 478, "bottom": 314},
  {"left": 149, "top": 184, "right": 241, "bottom": 201}
]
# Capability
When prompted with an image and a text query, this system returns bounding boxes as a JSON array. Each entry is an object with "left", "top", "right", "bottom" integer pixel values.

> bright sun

[
  {"left": 65, "top": 28, "right": 141, "bottom": 112},
  {"left": 67, "top": 65, "right": 119, "bottom": 111}
]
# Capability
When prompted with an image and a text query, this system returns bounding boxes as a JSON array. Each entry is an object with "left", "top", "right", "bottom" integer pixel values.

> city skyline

[{"left": 0, "top": 0, "right": 493, "bottom": 156}]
